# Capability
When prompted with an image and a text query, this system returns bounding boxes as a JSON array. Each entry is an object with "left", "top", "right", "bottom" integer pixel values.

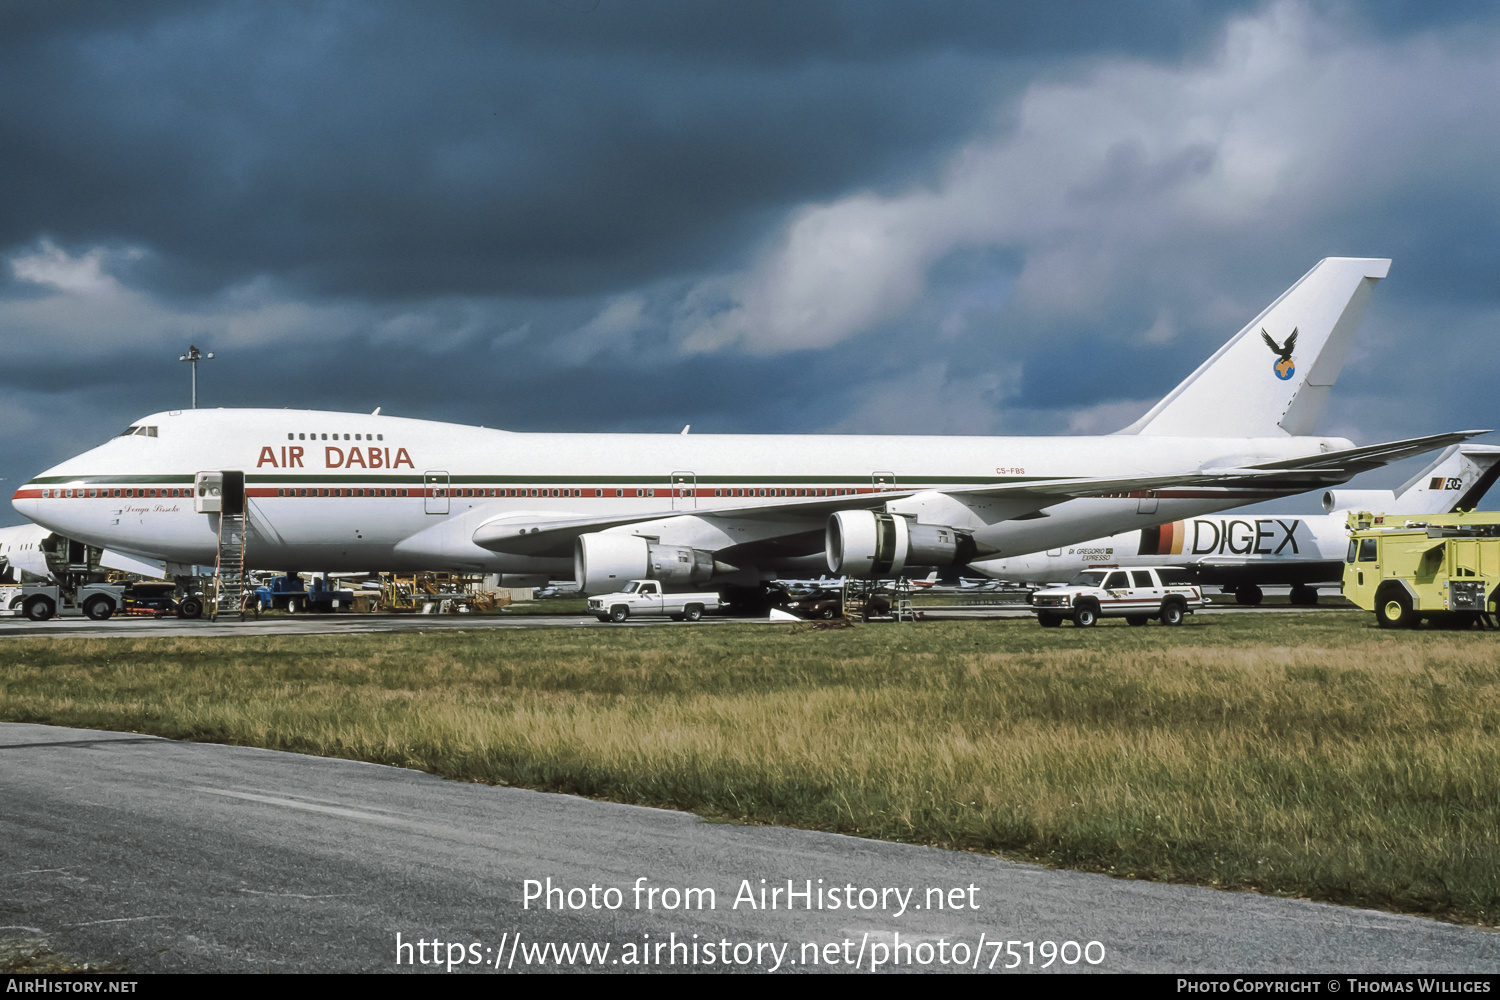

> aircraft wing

[
  {"left": 471, "top": 430, "right": 1487, "bottom": 560},
  {"left": 470, "top": 469, "right": 1274, "bottom": 558},
  {"left": 1241, "top": 430, "right": 1491, "bottom": 477},
  {"left": 943, "top": 430, "right": 1493, "bottom": 497}
]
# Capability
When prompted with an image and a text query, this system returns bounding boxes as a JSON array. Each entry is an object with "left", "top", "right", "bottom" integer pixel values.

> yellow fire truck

[{"left": 1343, "top": 511, "right": 1500, "bottom": 628}]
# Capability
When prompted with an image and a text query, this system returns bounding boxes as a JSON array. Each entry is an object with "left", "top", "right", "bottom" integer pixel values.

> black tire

[
  {"left": 1126, "top": 615, "right": 1149, "bottom": 626},
  {"left": 286, "top": 596, "right": 302, "bottom": 614},
  {"left": 83, "top": 596, "right": 115, "bottom": 621},
  {"left": 23, "top": 595, "right": 56, "bottom": 621},
  {"left": 178, "top": 596, "right": 203, "bottom": 620},
  {"left": 684, "top": 604, "right": 703, "bottom": 622},
  {"left": 1072, "top": 604, "right": 1098, "bottom": 628},
  {"left": 1234, "top": 584, "right": 1264, "bottom": 606},
  {"left": 1037, "top": 612, "right": 1063, "bottom": 628},
  {"left": 1290, "top": 585, "right": 1319, "bottom": 606},
  {"left": 1375, "top": 588, "right": 1416, "bottom": 629},
  {"left": 595, "top": 615, "right": 610, "bottom": 623},
  {"left": 1160, "top": 601, "right": 1185, "bottom": 627},
  {"left": 608, "top": 605, "right": 629, "bottom": 623},
  {"left": 8, "top": 595, "right": 23, "bottom": 610},
  {"left": 819, "top": 606, "right": 835, "bottom": 620}
]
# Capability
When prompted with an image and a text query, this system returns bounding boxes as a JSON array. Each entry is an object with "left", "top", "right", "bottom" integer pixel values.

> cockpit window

[{"left": 118, "top": 425, "right": 158, "bottom": 437}]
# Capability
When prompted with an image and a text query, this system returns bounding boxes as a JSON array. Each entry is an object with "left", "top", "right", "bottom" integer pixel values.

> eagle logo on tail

[{"left": 1262, "top": 327, "right": 1297, "bottom": 381}]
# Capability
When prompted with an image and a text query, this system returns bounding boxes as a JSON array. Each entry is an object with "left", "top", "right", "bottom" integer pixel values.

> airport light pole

[{"left": 178, "top": 345, "right": 214, "bottom": 409}]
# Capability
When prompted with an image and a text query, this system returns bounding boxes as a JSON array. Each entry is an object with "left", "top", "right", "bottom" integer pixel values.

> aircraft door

[
  {"left": 195, "top": 472, "right": 223, "bottom": 513},
  {"left": 221, "top": 470, "right": 245, "bottom": 516},
  {"left": 425, "top": 471, "right": 450, "bottom": 514},
  {"left": 670, "top": 471, "right": 696, "bottom": 510},
  {"left": 873, "top": 471, "right": 896, "bottom": 491}
]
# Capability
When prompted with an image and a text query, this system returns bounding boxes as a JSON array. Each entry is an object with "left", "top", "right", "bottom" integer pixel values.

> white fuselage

[
  {"left": 11, "top": 408, "right": 1352, "bottom": 578},
  {"left": 971, "top": 514, "right": 1352, "bottom": 588}
]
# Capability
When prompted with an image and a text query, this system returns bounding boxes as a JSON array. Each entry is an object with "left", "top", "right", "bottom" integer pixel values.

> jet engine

[
  {"left": 1321, "top": 489, "right": 1397, "bottom": 513},
  {"left": 574, "top": 532, "right": 717, "bottom": 594},
  {"left": 825, "top": 511, "right": 975, "bottom": 577}
]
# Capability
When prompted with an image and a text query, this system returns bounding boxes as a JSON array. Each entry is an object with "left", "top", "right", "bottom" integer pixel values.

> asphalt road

[
  {"left": 3, "top": 722, "right": 1496, "bottom": 974},
  {"left": 0, "top": 600, "right": 1345, "bottom": 638}
]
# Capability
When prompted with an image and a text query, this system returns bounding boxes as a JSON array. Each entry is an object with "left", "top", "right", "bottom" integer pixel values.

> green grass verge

[{"left": 3, "top": 611, "right": 1498, "bottom": 924}]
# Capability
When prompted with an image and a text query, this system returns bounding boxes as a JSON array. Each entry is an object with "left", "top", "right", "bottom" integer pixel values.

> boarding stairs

[
  {"left": 892, "top": 578, "right": 916, "bottom": 622},
  {"left": 210, "top": 509, "right": 248, "bottom": 621}
]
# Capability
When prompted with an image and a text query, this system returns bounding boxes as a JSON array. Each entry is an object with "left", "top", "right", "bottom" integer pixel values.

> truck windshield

[
  {"left": 622, "top": 581, "right": 641, "bottom": 593},
  {"left": 1067, "top": 571, "right": 1108, "bottom": 587}
]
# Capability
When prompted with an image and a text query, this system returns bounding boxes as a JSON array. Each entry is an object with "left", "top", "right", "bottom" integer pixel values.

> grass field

[{"left": 3, "top": 610, "right": 1499, "bottom": 925}]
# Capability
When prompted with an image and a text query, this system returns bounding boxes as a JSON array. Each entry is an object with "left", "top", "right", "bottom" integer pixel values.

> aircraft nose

[{"left": 12, "top": 482, "right": 41, "bottom": 521}]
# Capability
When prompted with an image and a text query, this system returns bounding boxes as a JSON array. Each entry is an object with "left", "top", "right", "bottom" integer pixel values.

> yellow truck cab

[{"left": 1343, "top": 511, "right": 1500, "bottom": 628}]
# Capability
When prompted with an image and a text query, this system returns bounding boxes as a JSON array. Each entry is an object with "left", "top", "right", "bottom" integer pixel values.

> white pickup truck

[
  {"left": 1029, "top": 567, "right": 1207, "bottom": 627},
  {"left": 588, "top": 580, "right": 720, "bottom": 623}
]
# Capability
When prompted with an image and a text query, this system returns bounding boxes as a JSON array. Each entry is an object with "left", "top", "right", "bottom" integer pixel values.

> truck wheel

[
  {"left": 1235, "top": 584, "right": 1264, "bottom": 606},
  {"left": 178, "top": 596, "right": 204, "bottom": 620},
  {"left": 1126, "top": 615, "right": 1149, "bottom": 626},
  {"left": 608, "top": 605, "right": 629, "bottom": 623},
  {"left": 23, "top": 596, "right": 56, "bottom": 621},
  {"left": 1375, "top": 588, "right": 1416, "bottom": 629},
  {"left": 287, "top": 597, "right": 302, "bottom": 614},
  {"left": 83, "top": 596, "right": 115, "bottom": 621},
  {"left": 8, "top": 595, "right": 24, "bottom": 610},
  {"left": 684, "top": 604, "right": 703, "bottom": 622},
  {"left": 1072, "top": 605, "right": 1098, "bottom": 628},
  {"left": 1160, "top": 602, "right": 1185, "bottom": 626},
  {"left": 1037, "top": 612, "right": 1062, "bottom": 628}
]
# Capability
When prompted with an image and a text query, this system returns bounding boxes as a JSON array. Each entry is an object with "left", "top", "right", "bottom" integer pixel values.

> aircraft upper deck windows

[{"left": 285, "top": 430, "right": 381, "bottom": 440}]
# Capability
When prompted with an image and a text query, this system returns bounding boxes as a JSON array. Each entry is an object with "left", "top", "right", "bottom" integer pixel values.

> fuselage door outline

[{"left": 425, "top": 470, "right": 450, "bottom": 515}]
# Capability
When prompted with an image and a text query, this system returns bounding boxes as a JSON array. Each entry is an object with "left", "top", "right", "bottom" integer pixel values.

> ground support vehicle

[
  {"left": 376, "top": 572, "right": 503, "bottom": 614},
  {"left": 19, "top": 582, "right": 123, "bottom": 621},
  {"left": 588, "top": 580, "right": 719, "bottom": 623},
  {"left": 1029, "top": 567, "right": 1207, "bottom": 627},
  {"left": 1343, "top": 511, "right": 1500, "bottom": 628},
  {"left": 115, "top": 581, "right": 188, "bottom": 618},
  {"left": 255, "top": 574, "right": 356, "bottom": 613},
  {"left": 17, "top": 580, "right": 206, "bottom": 621}
]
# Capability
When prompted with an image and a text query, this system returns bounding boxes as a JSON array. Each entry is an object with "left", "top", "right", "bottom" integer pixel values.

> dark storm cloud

[{"left": 1, "top": 1, "right": 1256, "bottom": 299}]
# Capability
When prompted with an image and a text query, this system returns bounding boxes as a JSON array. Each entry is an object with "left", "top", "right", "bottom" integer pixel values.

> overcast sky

[{"left": 5, "top": 1, "right": 1500, "bottom": 525}]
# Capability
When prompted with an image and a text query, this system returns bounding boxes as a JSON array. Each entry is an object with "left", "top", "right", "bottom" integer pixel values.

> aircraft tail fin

[
  {"left": 1121, "top": 258, "right": 1390, "bottom": 437},
  {"left": 1320, "top": 444, "right": 1500, "bottom": 514}
]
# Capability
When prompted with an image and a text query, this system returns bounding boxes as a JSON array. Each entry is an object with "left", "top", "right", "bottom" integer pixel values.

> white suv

[{"left": 1029, "top": 567, "right": 1207, "bottom": 628}]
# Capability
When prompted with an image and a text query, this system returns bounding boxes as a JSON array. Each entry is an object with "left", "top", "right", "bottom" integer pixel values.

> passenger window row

[{"left": 288, "top": 432, "right": 384, "bottom": 441}]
